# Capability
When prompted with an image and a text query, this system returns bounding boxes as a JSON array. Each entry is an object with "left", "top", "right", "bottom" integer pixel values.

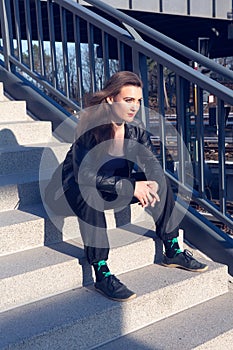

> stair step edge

[
  {"left": 0, "top": 235, "right": 155, "bottom": 311},
  {"left": 94, "top": 283, "right": 233, "bottom": 350},
  {"left": 0, "top": 262, "right": 228, "bottom": 350}
]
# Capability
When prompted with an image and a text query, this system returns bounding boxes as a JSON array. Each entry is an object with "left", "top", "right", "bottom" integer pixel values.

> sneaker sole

[
  {"left": 161, "top": 263, "right": 209, "bottom": 272},
  {"left": 95, "top": 287, "right": 137, "bottom": 302}
]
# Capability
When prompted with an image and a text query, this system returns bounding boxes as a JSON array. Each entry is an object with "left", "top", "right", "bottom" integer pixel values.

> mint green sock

[
  {"left": 93, "top": 260, "right": 111, "bottom": 282},
  {"left": 164, "top": 237, "right": 182, "bottom": 258}
]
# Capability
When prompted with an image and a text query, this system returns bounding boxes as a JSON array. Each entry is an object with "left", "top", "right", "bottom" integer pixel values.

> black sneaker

[
  {"left": 95, "top": 275, "right": 136, "bottom": 302},
  {"left": 161, "top": 249, "right": 208, "bottom": 272}
]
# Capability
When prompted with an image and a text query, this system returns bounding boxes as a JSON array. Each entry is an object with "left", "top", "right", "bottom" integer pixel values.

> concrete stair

[
  {"left": 0, "top": 234, "right": 156, "bottom": 312},
  {"left": 0, "top": 260, "right": 228, "bottom": 350},
  {"left": 0, "top": 121, "right": 53, "bottom": 146},
  {"left": 95, "top": 280, "right": 233, "bottom": 350},
  {"left": 0, "top": 100, "right": 31, "bottom": 122},
  {"left": 0, "top": 142, "right": 70, "bottom": 175},
  {"left": 0, "top": 173, "right": 46, "bottom": 211},
  {"left": 0, "top": 81, "right": 232, "bottom": 350}
]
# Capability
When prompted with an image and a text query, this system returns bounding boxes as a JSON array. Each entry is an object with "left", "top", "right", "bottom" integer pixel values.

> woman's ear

[{"left": 106, "top": 96, "right": 113, "bottom": 105}]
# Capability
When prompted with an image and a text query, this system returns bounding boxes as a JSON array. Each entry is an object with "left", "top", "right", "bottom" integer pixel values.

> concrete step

[
  {"left": 0, "top": 234, "right": 156, "bottom": 312},
  {"left": 0, "top": 121, "right": 53, "bottom": 145},
  {"left": 0, "top": 82, "right": 8, "bottom": 102},
  {"left": 95, "top": 281, "right": 233, "bottom": 350},
  {"left": 0, "top": 142, "right": 70, "bottom": 175},
  {"left": 0, "top": 199, "right": 155, "bottom": 256},
  {"left": 0, "top": 168, "right": 62, "bottom": 211},
  {"left": 0, "top": 260, "right": 228, "bottom": 349},
  {"left": 0, "top": 82, "right": 4, "bottom": 101},
  {"left": 0, "top": 101, "right": 31, "bottom": 122},
  {"left": 0, "top": 207, "right": 46, "bottom": 256},
  {"left": 0, "top": 166, "right": 153, "bottom": 215},
  {"left": 0, "top": 172, "right": 45, "bottom": 211}
]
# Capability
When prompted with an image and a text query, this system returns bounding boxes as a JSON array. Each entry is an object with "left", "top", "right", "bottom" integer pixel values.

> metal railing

[{"left": 0, "top": 0, "right": 233, "bottom": 236}]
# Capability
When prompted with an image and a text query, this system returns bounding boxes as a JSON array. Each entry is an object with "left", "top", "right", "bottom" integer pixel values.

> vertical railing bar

[
  {"left": 138, "top": 52, "right": 149, "bottom": 129},
  {"left": 24, "top": 0, "right": 34, "bottom": 70},
  {"left": 176, "top": 75, "right": 186, "bottom": 184},
  {"left": 73, "top": 14, "right": 83, "bottom": 108},
  {"left": 13, "top": 0, "right": 23, "bottom": 62},
  {"left": 196, "top": 86, "right": 205, "bottom": 196},
  {"left": 117, "top": 40, "right": 125, "bottom": 71},
  {"left": 187, "top": 0, "right": 191, "bottom": 15},
  {"left": 159, "top": 0, "right": 163, "bottom": 12},
  {"left": 35, "top": 0, "right": 45, "bottom": 76},
  {"left": 87, "top": 22, "right": 96, "bottom": 93},
  {"left": 212, "top": 0, "right": 216, "bottom": 17},
  {"left": 217, "top": 98, "right": 226, "bottom": 214},
  {"left": 0, "top": 0, "right": 14, "bottom": 70},
  {"left": 102, "top": 31, "right": 110, "bottom": 84},
  {"left": 60, "top": 5, "right": 70, "bottom": 97},
  {"left": 47, "top": 0, "right": 58, "bottom": 88},
  {"left": 157, "top": 63, "right": 166, "bottom": 171},
  {"left": 132, "top": 48, "right": 140, "bottom": 75}
]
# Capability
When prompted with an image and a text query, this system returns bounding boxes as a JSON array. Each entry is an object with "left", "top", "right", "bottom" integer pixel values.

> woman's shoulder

[
  {"left": 74, "top": 127, "right": 97, "bottom": 148},
  {"left": 126, "top": 120, "right": 148, "bottom": 139}
]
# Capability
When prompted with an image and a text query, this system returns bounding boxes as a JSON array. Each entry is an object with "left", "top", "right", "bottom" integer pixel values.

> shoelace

[
  {"left": 183, "top": 249, "right": 194, "bottom": 261},
  {"left": 170, "top": 238, "right": 182, "bottom": 255},
  {"left": 103, "top": 271, "right": 111, "bottom": 278},
  {"left": 108, "top": 275, "right": 122, "bottom": 287},
  {"left": 96, "top": 260, "right": 111, "bottom": 278},
  {"left": 97, "top": 260, "right": 107, "bottom": 271}
]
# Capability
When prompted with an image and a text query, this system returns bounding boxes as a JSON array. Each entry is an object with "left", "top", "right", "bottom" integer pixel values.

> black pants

[{"left": 65, "top": 174, "right": 179, "bottom": 265}]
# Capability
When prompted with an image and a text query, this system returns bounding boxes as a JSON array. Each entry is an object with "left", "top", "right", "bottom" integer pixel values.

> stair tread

[
  {"left": 0, "top": 120, "right": 49, "bottom": 125},
  {"left": 0, "top": 163, "right": 63, "bottom": 185},
  {"left": 0, "top": 240, "right": 84, "bottom": 279},
  {"left": 0, "top": 141, "right": 68, "bottom": 153},
  {"left": 0, "top": 201, "right": 152, "bottom": 227},
  {"left": 0, "top": 100, "right": 30, "bottom": 121},
  {"left": 0, "top": 120, "right": 53, "bottom": 145},
  {"left": 95, "top": 283, "right": 233, "bottom": 350},
  {"left": 0, "top": 171, "right": 47, "bottom": 186},
  {"left": 0, "top": 207, "right": 43, "bottom": 226},
  {"left": 0, "top": 233, "right": 154, "bottom": 279},
  {"left": 0, "top": 261, "right": 226, "bottom": 349},
  {"left": 0, "top": 224, "right": 156, "bottom": 312},
  {"left": 0, "top": 142, "right": 70, "bottom": 176}
]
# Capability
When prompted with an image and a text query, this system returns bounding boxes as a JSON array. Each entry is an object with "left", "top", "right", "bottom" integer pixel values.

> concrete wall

[
  {"left": 215, "top": 0, "right": 233, "bottom": 19},
  {"left": 77, "top": 0, "right": 232, "bottom": 19}
]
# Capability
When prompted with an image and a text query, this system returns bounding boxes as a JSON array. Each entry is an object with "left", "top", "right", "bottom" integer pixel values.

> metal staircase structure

[{"left": 1, "top": 0, "right": 233, "bottom": 348}]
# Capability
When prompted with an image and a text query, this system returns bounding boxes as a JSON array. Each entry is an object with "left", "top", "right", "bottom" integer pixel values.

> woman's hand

[{"left": 134, "top": 181, "right": 160, "bottom": 208}]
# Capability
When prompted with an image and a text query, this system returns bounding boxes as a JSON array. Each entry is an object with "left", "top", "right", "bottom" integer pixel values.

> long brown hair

[{"left": 76, "top": 71, "right": 143, "bottom": 142}]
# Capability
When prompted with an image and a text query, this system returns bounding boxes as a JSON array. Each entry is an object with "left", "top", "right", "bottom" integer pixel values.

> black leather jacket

[{"left": 62, "top": 122, "right": 165, "bottom": 196}]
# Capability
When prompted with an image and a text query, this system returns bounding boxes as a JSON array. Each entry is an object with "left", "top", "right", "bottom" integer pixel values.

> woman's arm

[{"left": 73, "top": 134, "right": 136, "bottom": 197}]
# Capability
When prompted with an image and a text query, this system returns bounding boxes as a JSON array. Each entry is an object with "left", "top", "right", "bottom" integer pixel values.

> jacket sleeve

[{"left": 73, "top": 133, "right": 135, "bottom": 197}]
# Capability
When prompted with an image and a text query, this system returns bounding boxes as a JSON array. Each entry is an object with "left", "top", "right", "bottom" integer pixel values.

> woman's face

[{"left": 107, "top": 85, "right": 143, "bottom": 123}]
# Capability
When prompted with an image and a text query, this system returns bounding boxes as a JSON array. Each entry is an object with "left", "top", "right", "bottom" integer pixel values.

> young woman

[{"left": 62, "top": 71, "right": 208, "bottom": 302}]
